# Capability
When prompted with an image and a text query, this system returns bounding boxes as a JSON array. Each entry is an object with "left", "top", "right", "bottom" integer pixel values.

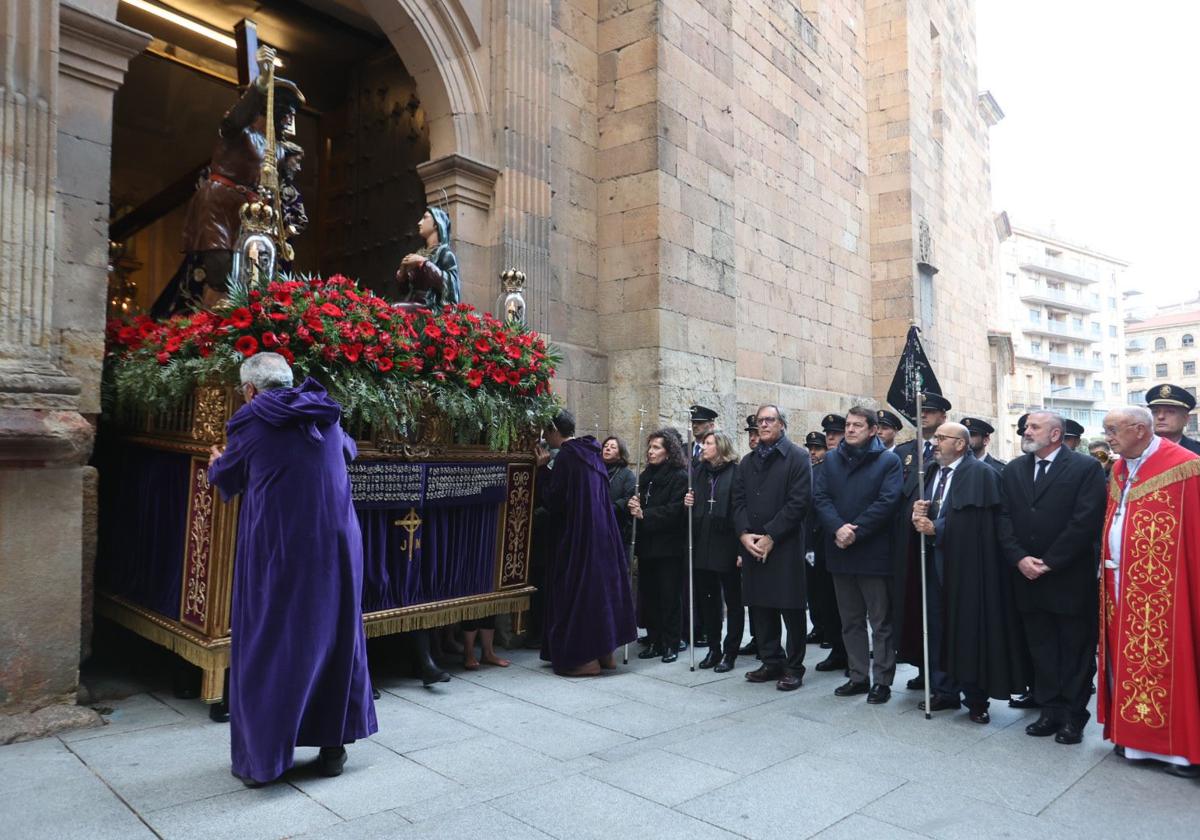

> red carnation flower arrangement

[{"left": 105, "top": 275, "right": 560, "bottom": 449}]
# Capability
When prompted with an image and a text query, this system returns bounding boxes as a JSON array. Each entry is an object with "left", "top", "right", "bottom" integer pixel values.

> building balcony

[
  {"left": 1023, "top": 320, "right": 1098, "bottom": 342},
  {"left": 1021, "top": 256, "right": 1105, "bottom": 284},
  {"left": 1046, "top": 353, "right": 1103, "bottom": 372},
  {"left": 1019, "top": 285, "right": 1101, "bottom": 313},
  {"left": 1016, "top": 345, "right": 1049, "bottom": 363},
  {"left": 1126, "top": 339, "right": 1146, "bottom": 352},
  {"left": 1045, "top": 387, "right": 1100, "bottom": 403},
  {"left": 1128, "top": 366, "right": 1148, "bottom": 379}
]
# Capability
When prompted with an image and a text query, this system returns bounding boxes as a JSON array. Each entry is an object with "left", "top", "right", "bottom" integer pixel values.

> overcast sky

[{"left": 975, "top": 0, "right": 1198, "bottom": 306}]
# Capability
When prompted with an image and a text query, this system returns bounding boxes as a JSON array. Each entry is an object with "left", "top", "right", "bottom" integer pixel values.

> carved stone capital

[
  {"left": 417, "top": 154, "right": 500, "bottom": 212},
  {"left": 0, "top": 408, "right": 93, "bottom": 467},
  {"left": 0, "top": 360, "right": 81, "bottom": 410},
  {"left": 59, "top": 3, "right": 150, "bottom": 91}
]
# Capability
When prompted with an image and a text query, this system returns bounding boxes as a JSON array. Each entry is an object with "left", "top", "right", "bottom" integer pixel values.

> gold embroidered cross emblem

[{"left": 393, "top": 507, "right": 423, "bottom": 562}]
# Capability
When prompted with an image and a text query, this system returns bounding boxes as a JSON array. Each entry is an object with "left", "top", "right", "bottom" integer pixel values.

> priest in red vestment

[{"left": 1099, "top": 406, "right": 1200, "bottom": 778}]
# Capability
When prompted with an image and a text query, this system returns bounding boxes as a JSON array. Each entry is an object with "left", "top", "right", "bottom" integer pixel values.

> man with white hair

[
  {"left": 1099, "top": 406, "right": 1200, "bottom": 777},
  {"left": 208, "top": 353, "right": 377, "bottom": 786}
]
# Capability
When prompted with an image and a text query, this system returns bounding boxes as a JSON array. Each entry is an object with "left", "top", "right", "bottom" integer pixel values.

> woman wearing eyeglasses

[{"left": 628, "top": 429, "right": 688, "bottom": 663}]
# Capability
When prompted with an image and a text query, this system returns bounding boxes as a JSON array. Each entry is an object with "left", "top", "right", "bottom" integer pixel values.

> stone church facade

[{"left": 0, "top": 0, "right": 1002, "bottom": 714}]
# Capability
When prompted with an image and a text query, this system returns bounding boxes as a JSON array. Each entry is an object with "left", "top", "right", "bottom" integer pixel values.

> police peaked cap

[
  {"left": 805, "top": 431, "right": 828, "bottom": 449},
  {"left": 821, "top": 413, "right": 846, "bottom": 433},
  {"left": 1063, "top": 419, "right": 1085, "bottom": 438},
  {"left": 1146, "top": 383, "right": 1197, "bottom": 411},
  {"left": 961, "top": 417, "right": 995, "bottom": 436},
  {"left": 876, "top": 410, "right": 903, "bottom": 430},
  {"left": 745, "top": 414, "right": 758, "bottom": 432},
  {"left": 1016, "top": 413, "right": 1030, "bottom": 436},
  {"left": 689, "top": 404, "right": 719, "bottom": 423},
  {"left": 920, "top": 391, "right": 952, "bottom": 412}
]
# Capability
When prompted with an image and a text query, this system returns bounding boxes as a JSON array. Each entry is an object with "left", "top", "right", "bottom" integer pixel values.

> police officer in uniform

[
  {"left": 1146, "top": 384, "right": 1200, "bottom": 455},
  {"left": 877, "top": 410, "right": 903, "bottom": 451},
  {"left": 962, "top": 417, "right": 1006, "bottom": 472},
  {"left": 1061, "top": 419, "right": 1085, "bottom": 451},
  {"left": 805, "top": 416, "right": 846, "bottom": 660}
]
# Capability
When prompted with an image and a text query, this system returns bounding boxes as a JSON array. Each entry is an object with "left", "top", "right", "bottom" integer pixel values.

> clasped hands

[
  {"left": 208, "top": 444, "right": 224, "bottom": 466},
  {"left": 834, "top": 523, "right": 858, "bottom": 549},
  {"left": 911, "top": 500, "right": 935, "bottom": 536},
  {"left": 1017, "top": 556, "right": 1051, "bottom": 580},
  {"left": 627, "top": 496, "right": 643, "bottom": 520},
  {"left": 739, "top": 532, "right": 774, "bottom": 562}
]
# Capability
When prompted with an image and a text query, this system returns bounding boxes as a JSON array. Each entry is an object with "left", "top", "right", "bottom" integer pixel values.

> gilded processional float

[{"left": 98, "top": 47, "right": 553, "bottom": 702}]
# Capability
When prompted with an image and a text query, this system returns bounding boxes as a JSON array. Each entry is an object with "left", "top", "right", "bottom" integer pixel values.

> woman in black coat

[
  {"left": 628, "top": 429, "right": 688, "bottom": 663},
  {"left": 684, "top": 431, "right": 743, "bottom": 672},
  {"left": 602, "top": 436, "right": 636, "bottom": 560}
]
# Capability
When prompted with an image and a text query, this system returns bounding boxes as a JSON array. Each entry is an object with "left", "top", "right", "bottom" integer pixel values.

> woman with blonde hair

[{"left": 684, "top": 430, "right": 743, "bottom": 671}]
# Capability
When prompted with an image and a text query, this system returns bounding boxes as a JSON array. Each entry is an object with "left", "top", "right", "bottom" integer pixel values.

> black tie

[
  {"left": 1035, "top": 459, "right": 1050, "bottom": 483},
  {"left": 931, "top": 466, "right": 951, "bottom": 515},
  {"left": 923, "top": 440, "right": 933, "bottom": 461},
  {"left": 693, "top": 443, "right": 701, "bottom": 460}
]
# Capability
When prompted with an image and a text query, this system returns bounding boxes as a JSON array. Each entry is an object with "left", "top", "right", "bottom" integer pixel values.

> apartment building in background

[
  {"left": 1126, "top": 304, "right": 1200, "bottom": 440},
  {"left": 997, "top": 222, "right": 1130, "bottom": 457}
]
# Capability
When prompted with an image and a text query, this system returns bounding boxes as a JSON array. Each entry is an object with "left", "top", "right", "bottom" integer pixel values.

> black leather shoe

[
  {"left": 420, "top": 664, "right": 451, "bottom": 686},
  {"left": 714, "top": 655, "right": 736, "bottom": 673},
  {"left": 1164, "top": 763, "right": 1200, "bottom": 778},
  {"left": 738, "top": 639, "right": 758, "bottom": 656},
  {"left": 918, "top": 694, "right": 961, "bottom": 712},
  {"left": 814, "top": 652, "right": 848, "bottom": 672},
  {"left": 745, "top": 665, "right": 783, "bottom": 683},
  {"left": 698, "top": 649, "right": 722, "bottom": 669},
  {"left": 819, "top": 641, "right": 833, "bottom": 649},
  {"left": 677, "top": 640, "right": 689, "bottom": 652},
  {"left": 776, "top": 674, "right": 802, "bottom": 691},
  {"left": 968, "top": 708, "right": 991, "bottom": 725},
  {"left": 318, "top": 746, "right": 347, "bottom": 777},
  {"left": 1025, "top": 713, "right": 1059, "bottom": 737},
  {"left": 637, "top": 645, "right": 661, "bottom": 660},
  {"left": 834, "top": 679, "right": 870, "bottom": 697},
  {"left": 866, "top": 684, "right": 891, "bottom": 704},
  {"left": 694, "top": 633, "right": 708, "bottom": 647},
  {"left": 906, "top": 674, "right": 925, "bottom": 691},
  {"left": 1009, "top": 692, "right": 1040, "bottom": 709},
  {"left": 805, "top": 630, "right": 822, "bottom": 644},
  {"left": 638, "top": 635, "right": 651, "bottom": 647},
  {"left": 661, "top": 650, "right": 678, "bottom": 663},
  {"left": 1055, "top": 721, "right": 1084, "bottom": 745},
  {"left": 209, "top": 700, "right": 230, "bottom": 723}
]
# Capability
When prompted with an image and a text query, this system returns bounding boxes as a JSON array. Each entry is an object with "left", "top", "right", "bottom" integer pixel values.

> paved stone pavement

[{"left": 4, "top": 640, "right": 1199, "bottom": 840}]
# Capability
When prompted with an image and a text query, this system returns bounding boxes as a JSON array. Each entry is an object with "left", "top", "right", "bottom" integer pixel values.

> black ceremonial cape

[{"left": 938, "top": 455, "right": 1028, "bottom": 699}]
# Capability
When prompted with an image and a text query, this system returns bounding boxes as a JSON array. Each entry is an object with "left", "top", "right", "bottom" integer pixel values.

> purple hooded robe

[
  {"left": 209, "top": 377, "right": 377, "bottom": 782},
  {"left": 537, "top": 436, "right": 637, "bottom": 670}
]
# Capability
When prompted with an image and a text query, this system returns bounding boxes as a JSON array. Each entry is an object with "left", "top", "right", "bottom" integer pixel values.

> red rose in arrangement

[
  {"left": 467, "top": 369, "right": 484, "bottom": 388},
  {"left": 376, "top": 357, "right": 394, "bottom": 373},
  {"left": 320, "top": 302, "right": 344, "bottom": 318},
  {"left": 262, "top": 332, "right": 280, "bottom": 349}
]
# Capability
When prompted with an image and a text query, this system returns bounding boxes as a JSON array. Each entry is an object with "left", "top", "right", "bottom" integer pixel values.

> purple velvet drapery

[
  {"left": 358, "top": 502, "right": 499, "bottom": 612},
  {"left": 97, "top": 444, "right": 501, "bottom": 621},
  {"left": 97, "top": 443, "right": 189, "bottom": 620}
]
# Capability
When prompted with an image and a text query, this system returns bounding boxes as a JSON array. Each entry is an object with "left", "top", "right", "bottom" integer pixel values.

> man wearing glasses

[
  {"left": 1098, "top": 406, "right": 1200, "bottom": 777},
  {"left": 732, "top": 405, "right": 813, "bottom": 691},
  {"left": 911, "top": 422, "right": 1026, "bottom": 724}
]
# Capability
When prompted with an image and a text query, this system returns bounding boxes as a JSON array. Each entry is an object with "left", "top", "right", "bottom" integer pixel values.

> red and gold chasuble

[{"left": 1098, "top": 438, "right": 1200, "bottom": 762}]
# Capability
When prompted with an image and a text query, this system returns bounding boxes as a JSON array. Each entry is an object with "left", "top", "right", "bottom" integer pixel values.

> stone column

[
  {"left": 491, "top": 0, "right": 552, "bottom": 332},
  {"left": 0, "top": 0, "right": 145, "bottom": 713}
]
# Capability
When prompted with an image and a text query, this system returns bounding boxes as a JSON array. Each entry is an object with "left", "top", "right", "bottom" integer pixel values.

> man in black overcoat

[
  {"left": 997, "top": 410, "right": 1106, "bottom": 744},
  {"left": 912, "top": 422, "right": 1027, "bottom": 724},
  {"left": 733, "top": 404, "right": 812, "bottom": 691},
  {"left": 891, "top": 391, "right": 950, "bottom": 688}
]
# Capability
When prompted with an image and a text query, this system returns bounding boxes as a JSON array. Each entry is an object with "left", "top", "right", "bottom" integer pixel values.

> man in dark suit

[
  {"left": 891, "top": 391, "right": 950, "bottom": 690},
  {"left": 962, "top": 417, "right": 1006, "bottom": 472},
  {"left": 1146, "top": 383, "right": 1200, "bottom": 456},
  {"left": 997, "top": 410, "right": 1107, "bottom": 744},
  {"left": 806, "top": 430, "right": 845, "bottom": 671},
  {"left": 733, "top": 405, "right": 812, "bottom": 691}
]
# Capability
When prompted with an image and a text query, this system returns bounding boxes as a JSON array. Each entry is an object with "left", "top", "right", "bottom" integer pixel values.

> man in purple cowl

[
  {"left": 535, "top": 409, "right": 638, "bottom": 676},
  {"left": 208, "top": 352, "right": 377, "bottom": 786}
]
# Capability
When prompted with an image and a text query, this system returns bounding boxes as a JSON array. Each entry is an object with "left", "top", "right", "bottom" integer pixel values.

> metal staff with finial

[
  {"left": 624, "top": 405, "right": 647, "bottom": 665},
  {"left": 685, "top": 407, "right": 696, "bottom": 671}
]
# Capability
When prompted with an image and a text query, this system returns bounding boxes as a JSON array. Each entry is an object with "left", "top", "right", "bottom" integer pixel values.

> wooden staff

[
  {"left": 624, "top": 406, "right": 646, "bottom": 665},
  {"left": 685, "top": 408, "right": 696, "bottom": 671}
]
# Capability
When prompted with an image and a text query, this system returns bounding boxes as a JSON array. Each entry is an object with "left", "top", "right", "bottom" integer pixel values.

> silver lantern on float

[{"left": 495, "top": 268, "right": 527, "bottom": 328}]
